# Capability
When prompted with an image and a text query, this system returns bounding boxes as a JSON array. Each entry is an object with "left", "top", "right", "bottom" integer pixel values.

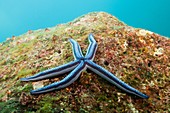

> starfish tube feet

[{"left": 20, "top": 60, "right": 80, "bottom": 81}]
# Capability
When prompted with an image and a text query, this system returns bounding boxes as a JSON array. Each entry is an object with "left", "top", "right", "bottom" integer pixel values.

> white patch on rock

[
  {"left": 32, "top": 81, "right": 44, "bottom": 90},
  {"left": 154, "top": 47, "right": 164, "bottom": 56}
]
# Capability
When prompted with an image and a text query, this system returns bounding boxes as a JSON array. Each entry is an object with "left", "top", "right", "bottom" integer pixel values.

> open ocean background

[{"left": 0, "top": 0, "right": 169, "bottom": 42}]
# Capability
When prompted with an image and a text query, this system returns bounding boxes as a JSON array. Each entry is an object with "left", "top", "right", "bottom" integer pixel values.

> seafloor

[{"left": 0, "top": 12, "right": 169, "bottom": 113}]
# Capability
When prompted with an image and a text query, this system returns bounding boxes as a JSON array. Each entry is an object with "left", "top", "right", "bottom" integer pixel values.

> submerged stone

[{"left": 0, "top": 12, "right": 169, "bottom": 112}]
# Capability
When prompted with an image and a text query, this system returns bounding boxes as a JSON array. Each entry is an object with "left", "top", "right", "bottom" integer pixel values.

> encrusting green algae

[{"left": 0, "top": 12, "right": 170, "bottom": 112}]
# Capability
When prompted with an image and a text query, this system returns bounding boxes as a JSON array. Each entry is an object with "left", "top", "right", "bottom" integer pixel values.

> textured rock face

[{"left": 0, "top": 12, "right": 169, "bottom": 112}]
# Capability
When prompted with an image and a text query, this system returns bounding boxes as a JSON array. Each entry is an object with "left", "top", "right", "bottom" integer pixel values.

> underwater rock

[{"left": 0, "top": 12, "right": 169, "bottom": 112}]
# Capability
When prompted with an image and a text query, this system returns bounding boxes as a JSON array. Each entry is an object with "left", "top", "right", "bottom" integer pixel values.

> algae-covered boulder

[{"left": 0, "top": 12, "right": 169, "bottom": 112}]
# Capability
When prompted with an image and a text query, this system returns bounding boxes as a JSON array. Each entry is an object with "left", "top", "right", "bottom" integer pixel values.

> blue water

[{"left": 0, "top": 0, "right": 170, "bottom": 42}]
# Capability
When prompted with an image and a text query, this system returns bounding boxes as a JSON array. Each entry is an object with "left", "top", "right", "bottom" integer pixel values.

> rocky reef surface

[{"left": 0, "top": 12, "right": 169, "bottom": 113}]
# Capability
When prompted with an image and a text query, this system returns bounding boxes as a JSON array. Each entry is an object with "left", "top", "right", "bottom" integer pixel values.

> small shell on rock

[
  {"left": 153, "top": 47, "right": 164, "bottom": 56},
  {"left": 137, "top": 29, "right": 153, "bottom": 36},
  {"left": 139, "top": 37, "right": 146, "bottom": 44},
  {"left": 6, "top": 38, "right": 11, "bottom": 41},
  {"left": 32, "top": 81, "right": 44, "bottom": 90},
  {"left": 65, "top": 27, "right": 72, "bottom": 32},
  {"left": 29, "top": 36, "right": 36, "bottom": 40},
  {"left": 122, "top": 41, "right": 128, "bottom": 51}
]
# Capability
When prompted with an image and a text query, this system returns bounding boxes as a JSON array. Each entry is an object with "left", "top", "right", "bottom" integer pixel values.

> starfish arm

[
  {"left": 86, "top": 60, "right": 149, "bottom": 99},
  {"left": 69, "top": 38, "right": 84, "bottom": 60},
  {"left": 30, "top": 61, "right": 86, "bottom": 94},
  {"left": 20, "top": 60, "right": 80, "bottom": 81},
  {"left": 85, "top": 33, "right": 98, "bottom": 61}
]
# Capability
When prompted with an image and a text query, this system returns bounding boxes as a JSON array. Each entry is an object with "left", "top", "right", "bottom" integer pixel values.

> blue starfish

[{"left": 20, "top": 34, "right": 149, "bottom": 99}]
